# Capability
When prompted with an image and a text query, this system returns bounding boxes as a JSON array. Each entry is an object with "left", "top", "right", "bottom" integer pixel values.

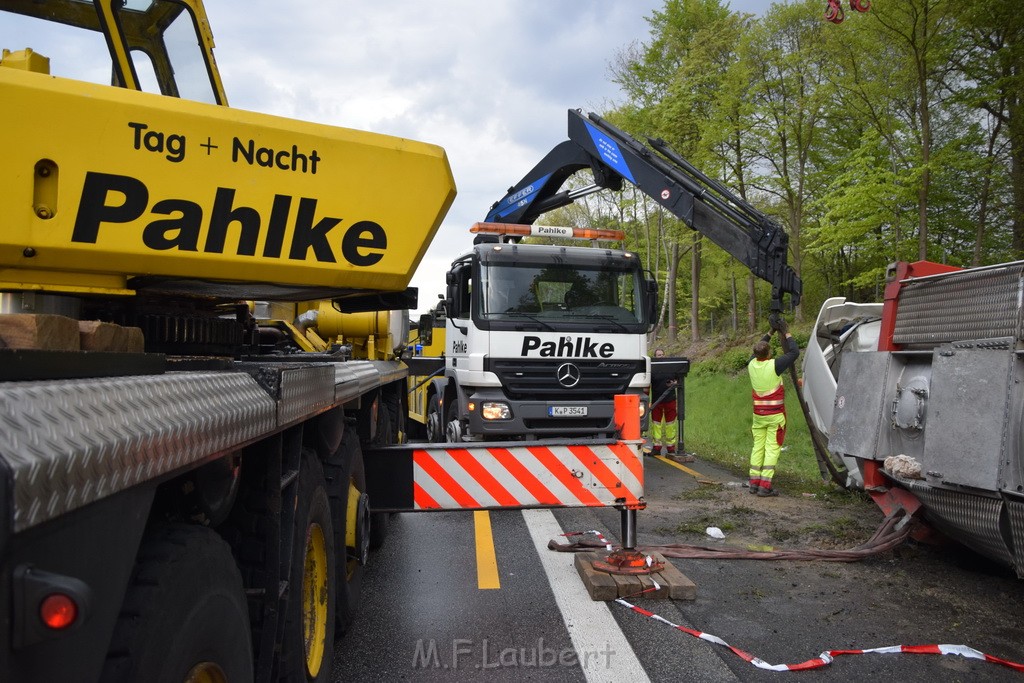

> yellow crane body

[{"left": 0, "top": 65, "right": 455, "bottom": 297}]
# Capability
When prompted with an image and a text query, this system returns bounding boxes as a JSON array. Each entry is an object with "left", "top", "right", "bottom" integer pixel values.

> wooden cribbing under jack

[{"left": 573, "top": 551, "right": 696, "bottom": 601}]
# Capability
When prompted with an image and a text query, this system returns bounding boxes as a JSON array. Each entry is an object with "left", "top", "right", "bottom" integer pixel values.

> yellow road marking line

[
  {"left": 655, "top": 455, "right": 711, "bottom": 480},
  {"left": 474, "top": 510, "right": 501, "bottom": 590}
]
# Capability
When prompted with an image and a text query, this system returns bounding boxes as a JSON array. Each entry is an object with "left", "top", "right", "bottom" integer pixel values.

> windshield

[
  {"left": 478, "top": 261, "right": 644, "bottom": 326},
  {"left": 0, "top": 0, "right": 222, "bottom": 104}
]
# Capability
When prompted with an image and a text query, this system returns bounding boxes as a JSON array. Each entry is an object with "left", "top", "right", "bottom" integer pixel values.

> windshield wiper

[
  {"left": 562, "top": 312, "right": 633, "bottom": 333},
  {"left": 500, "top": 310, "right": 555, "bottom": 331}
]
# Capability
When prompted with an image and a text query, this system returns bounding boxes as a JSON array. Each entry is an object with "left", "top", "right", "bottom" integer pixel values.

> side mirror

[
  {"left": 645, "top": 279, "right": 658, "bottom": 325},
  {"left": 418, "top": 313, "right": 433, "bottom": 347}
]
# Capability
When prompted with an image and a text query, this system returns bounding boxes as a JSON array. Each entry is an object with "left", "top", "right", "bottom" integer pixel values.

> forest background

[
  {"left": 545, "top": 0, "right": 1022, "bottom": 349},
  {"left": 539, "top": 0, "right": 1022, "bottom": 489}
]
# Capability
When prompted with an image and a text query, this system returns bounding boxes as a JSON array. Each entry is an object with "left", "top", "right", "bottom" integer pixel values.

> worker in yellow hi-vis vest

[{"left": 746, "top": 316, "right": 799, "bottom": 497}]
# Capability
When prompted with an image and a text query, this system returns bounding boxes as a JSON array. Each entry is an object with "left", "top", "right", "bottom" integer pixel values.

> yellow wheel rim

[
  {"left": 302, "top": 522, "right": 328, "bottom": 678},
  {"left": 185, "top": 662, "right": 227, "bottom": 683}
]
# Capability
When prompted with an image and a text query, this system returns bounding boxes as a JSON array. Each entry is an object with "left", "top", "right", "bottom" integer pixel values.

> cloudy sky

[
  {"left": 201, "top": 1, "right": 765, "bottom": 312},
  {"left": 5, "top": 0, "right": 763, "bottom": 313}
]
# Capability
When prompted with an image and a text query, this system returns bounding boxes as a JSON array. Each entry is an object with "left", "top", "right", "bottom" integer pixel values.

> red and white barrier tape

[{"left": 615, "top": 598, "right": 1024, "bottom": 673}]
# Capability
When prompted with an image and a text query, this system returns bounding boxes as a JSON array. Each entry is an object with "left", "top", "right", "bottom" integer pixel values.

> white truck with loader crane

[
  {"left": 429, "top": 221, "right": 659, "bottom": 443},
  {"left": 414, "top": 109, "right": 801, "bottom": 446}
]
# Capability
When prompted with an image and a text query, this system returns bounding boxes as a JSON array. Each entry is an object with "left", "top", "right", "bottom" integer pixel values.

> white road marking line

[{"left": 522, "top": 509, "right": 650, "bottom": 683}]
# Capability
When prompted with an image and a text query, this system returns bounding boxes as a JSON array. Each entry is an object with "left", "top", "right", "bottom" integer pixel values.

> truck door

[{"left": 445, "top": 260, "right": 472, "bottom": 367}]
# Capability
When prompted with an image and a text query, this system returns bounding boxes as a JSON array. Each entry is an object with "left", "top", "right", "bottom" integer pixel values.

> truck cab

[{"left": 440, "top": 223, "right": 656, "bottom": 441}]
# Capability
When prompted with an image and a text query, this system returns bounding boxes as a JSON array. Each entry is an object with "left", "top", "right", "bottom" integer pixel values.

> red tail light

[{"left": 40, "top": 594, "right": 77, "bottom": 630}]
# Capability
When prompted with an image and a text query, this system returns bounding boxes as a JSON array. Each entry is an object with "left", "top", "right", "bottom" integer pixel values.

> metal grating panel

[
  {"left": 893, "top": 263, "right": 1024, "bottom": 347},
  {"left": 903, "top": 480, "right": 1013, "bottom": 567},
  {"left": 0, "top": 372, "right": 276, "bottom": 531},
  {"left": 1005, "top": 496, "right": 1024, "bottom": 578}
]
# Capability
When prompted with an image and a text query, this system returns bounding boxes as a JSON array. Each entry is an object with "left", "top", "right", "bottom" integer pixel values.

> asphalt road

[{"left": 331, "top": 456, "right": 1024, "bottom": 682}]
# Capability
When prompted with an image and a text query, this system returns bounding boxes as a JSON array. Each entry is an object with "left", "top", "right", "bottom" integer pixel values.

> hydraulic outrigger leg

[
  {"left": 592, "top": 506, "right": 665, "bottom": 575},
  {"left": 592, "top": 396, "right": 665, "bottom": 575}
]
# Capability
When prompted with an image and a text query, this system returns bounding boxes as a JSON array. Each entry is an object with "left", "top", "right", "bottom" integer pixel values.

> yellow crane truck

[
  {"left": 0, "top": 3, "right": 672, "bottom": 681},
  {"left": 0, "top": 1, "right": 455, "bottom": 681}
]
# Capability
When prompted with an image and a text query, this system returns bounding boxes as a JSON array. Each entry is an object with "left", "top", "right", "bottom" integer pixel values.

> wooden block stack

[
  {"left": 0, "top": 314, "right": 144, "bottom": 353},
  {"left": 573, "top": 551, "right": 696, "bottom": 601},
  {"left": 78, "top": 320, "right": 145, "bottom": 353}
]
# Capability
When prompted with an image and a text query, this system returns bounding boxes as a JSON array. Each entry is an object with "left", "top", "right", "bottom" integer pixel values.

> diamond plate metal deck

[
  {"left": 0, "top": 372, "right": 276, "bottom": 531},
  {"left": 0, "top": 359, "right": 409, "bottom": 533}
]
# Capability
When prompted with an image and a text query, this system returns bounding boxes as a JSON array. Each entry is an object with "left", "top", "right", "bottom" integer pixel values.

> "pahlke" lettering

[
  {"left": 521, "top": 336, "right": 614, "bottom": 358},
  {"left": 71, "top": 171, "right": 385, "bottom": 266}
]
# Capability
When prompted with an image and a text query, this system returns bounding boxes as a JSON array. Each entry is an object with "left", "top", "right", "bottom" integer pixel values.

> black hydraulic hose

[
  {"left": 787, "top": 362, "right": 850, "bottom": 489},
  {"left": 649, "top": 385, "right": 676, "bottom": 410},
  {"left": 407, "top": 367, "right": 444, "bottom": 394},
  {"left": 549, "top": 508, "right": 913, "bottom": 563}
]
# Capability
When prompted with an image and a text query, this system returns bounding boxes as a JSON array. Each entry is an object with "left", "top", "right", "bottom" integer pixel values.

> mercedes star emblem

[{"left": 556, "top": 362, "right": 581, "bottom": 388}]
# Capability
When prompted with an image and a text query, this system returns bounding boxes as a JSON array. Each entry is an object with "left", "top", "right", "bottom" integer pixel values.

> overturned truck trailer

[{"left": 805, "top": 260, "right": 1024, "bottom": 576}]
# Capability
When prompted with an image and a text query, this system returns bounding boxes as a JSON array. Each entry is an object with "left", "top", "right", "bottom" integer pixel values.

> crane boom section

[{"left": 486, "top": 109, "right": 800, "bottom": 309}]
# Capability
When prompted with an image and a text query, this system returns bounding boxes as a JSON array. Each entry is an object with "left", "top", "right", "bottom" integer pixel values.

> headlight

[
  {"left": 638, "top": 401, "right": 647, "bottom": 418},
  {"left": 481, "top": 402, "right": 512, "bottom": 420}
]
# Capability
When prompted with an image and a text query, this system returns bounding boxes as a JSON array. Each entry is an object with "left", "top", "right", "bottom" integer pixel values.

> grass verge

[{"left": 680, "top": 369, "right": 855, "bottom": 499}]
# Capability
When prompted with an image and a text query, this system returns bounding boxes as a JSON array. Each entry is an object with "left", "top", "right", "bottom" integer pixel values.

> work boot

[
  {"left": 757, "top": 486, "right": 779, "bottom": 497},
  {"left": 748, "top": 484, "right": 759, "bottom": 495},
  {"left": 665, "top": 445, "right": 676, "bottom": 455}
]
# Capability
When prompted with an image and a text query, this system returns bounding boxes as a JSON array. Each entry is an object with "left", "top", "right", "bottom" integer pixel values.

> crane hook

[{"left": 824, "top": 0, "right": 845, "bottom": 24}]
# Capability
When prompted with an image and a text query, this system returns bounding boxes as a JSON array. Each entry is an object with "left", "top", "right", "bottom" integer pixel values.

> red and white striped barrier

[
  {"left": 412, "top": 442, "right": 643, "bottom": 510},
  {"left": 616, "top": 597, "right": 1024, "bottom": 673}
]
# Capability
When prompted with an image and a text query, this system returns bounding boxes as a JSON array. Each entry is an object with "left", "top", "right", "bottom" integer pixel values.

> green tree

[
  {"left": 954, "top": 0, "right": 1024, "bottom": 259},
  {"left": 610, "top": 0, "right": 750, "bottom": 342},
  {"left": 740, "top": 0, "right": 836, "bottom": 322}
]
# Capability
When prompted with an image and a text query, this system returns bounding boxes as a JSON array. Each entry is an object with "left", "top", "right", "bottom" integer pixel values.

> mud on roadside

[{"left": 631, "top": 455, "right": 1024, "bottom": 680}]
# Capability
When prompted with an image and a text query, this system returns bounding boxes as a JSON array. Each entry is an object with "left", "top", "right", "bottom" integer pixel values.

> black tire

[
  {"left": 279, "top": 451, "right": 336, "bottom": 682},
  {"left": 445, "top": 398, "right": 463, "bottom": 442},
  {"left": 324, "top": 428, "right": 367, "bottom": 634},
  {"left": 425, "top": 393, "right": 444, "bottom": 443},
  {"left": 101, "top": 524, "right": 252, "bottom": 683},
  {"left": 365, "top": 388, "right": 403, "bottom": 549},
  {"left": 383, "top": 387, "right": 405, "bottom": 445}
]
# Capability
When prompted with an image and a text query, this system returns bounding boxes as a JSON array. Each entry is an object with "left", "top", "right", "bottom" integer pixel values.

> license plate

[{"left": 549, "top": 406, "right": 587, "bottom": 417}]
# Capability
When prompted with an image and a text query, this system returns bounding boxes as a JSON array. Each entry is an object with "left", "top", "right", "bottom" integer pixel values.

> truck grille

[
  {"left": 486, "top": 358, "right": 644, "bottom": 400},
  {"left": 893, "top": 262, "right": 1024, "bottom": 347}
]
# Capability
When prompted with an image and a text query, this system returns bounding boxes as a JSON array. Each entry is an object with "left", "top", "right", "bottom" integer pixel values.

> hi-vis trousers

[
  {"left": 750, "top": 412, "right": 786, "bottom": 490},
  {"left": 650, "top": 401, "right": 678, "bottom": 449}
]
